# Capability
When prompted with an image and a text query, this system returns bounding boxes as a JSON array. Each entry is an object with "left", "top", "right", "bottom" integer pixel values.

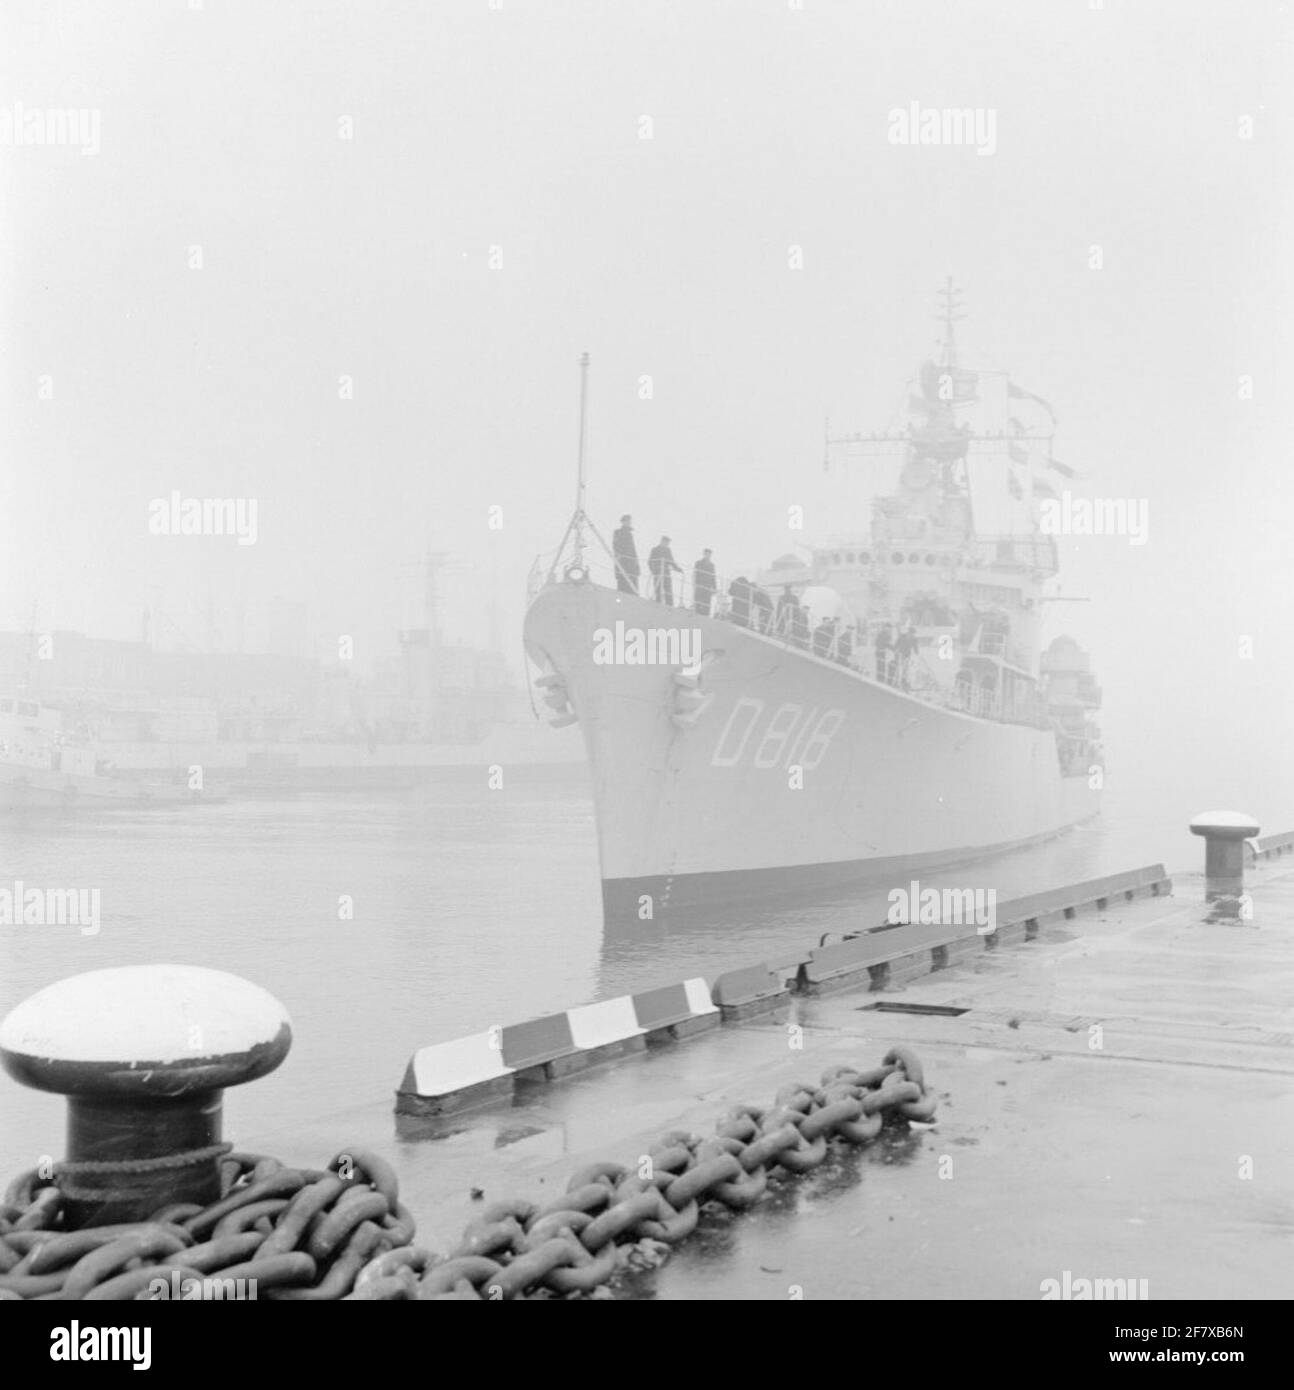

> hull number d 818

[{"left": 710, "top": 698, "right": 845, "bottom": 772}]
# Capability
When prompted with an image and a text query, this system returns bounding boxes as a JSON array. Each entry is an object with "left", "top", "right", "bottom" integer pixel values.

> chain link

[
  {"left": 423, "top": 1044, "right": 938, "bottom": 1300},
  {"left": 0, "top": 1048, "right": 936, "bottom": 1300}
]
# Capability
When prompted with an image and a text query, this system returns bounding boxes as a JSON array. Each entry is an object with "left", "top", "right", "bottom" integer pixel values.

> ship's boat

[
  {"left": 524, "top": 290, "right": 1103, "bottom": 922},
  {"left": 0, "top": 696, "right": 206, "bottom": 808}
]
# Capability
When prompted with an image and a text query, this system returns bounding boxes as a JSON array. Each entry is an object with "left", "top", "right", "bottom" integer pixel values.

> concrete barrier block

[
  {"left": 547, "top": 1034, "right": 646, "bottom": 1078},
  {"left": 668, "top": 1011, "right": 722, "bottom": 1039},
  {"left": 863, "top": 951, "right": 933, "bottom": 992},
  {"left": 633, "top": 978, "right": 720, "bottom": 1039},
  {"left": 541, "top": 998, "right": 648, "bottom": 1074},
  {"left": 939, "top": 934, "right": 986, "bottom": 964},
  {"left": 395, "top": 1076, "right": 515, "bottom": 1118},
  {"left": 568, "top": 996, "right": 644, "bottom": 1050},
  {"left": 990, "top": 918, "right": 1029, "bottom": 946},
  {"left": 684, "top": 976, "right": 719, "bottom": 1017},
  {"left": 886, "top": 951, "right": 935, "bottom": 987},
  {"left": 995, "top": 864, "right": 1170, "bottom": 932},
  {"left": 632, "top": 982, "right": 689, "bottom": 1032},
  {"left": 712, "top": 963, "right": 788, "bottom": 1019},
  {"left": 803, "top": 937, "right": 877, "bottom": 993},
  {"left": 395, "top": 1031, "right": 515, "bottom": 1114},
  {"left": 500, "top": 1012, "right": 576, "bottom": 1071},
  {"left": 1251, "top": 830, "right": 1294, "bottom": 861},
  {"left": 803, "top": 966, "right": 874, "bottom": 997}
]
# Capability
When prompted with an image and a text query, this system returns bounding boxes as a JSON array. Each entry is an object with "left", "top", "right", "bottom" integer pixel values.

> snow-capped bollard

[
  {"left": 1189, "top": 810, "right": 1260, "bottom": 905},
  {"left": 0, "top": 965, "right": 291, "bottom": 1228}
]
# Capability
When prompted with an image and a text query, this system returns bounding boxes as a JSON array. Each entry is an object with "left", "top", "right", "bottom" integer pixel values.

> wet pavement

[{"left": 248, "top": 857, "right": 1294, "bottom": 1300}]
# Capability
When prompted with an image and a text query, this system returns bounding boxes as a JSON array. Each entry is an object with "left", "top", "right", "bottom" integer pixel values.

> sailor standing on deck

[
  {"left": 727, "top": 575, "right": 752, "bottom": 627},
  {"left": 836, "top": 623, "right": 854, "bottom": 667},
  {"left": 648, "top": 536, "right": 683, "bottom": 606},
  {"left": 613, "top": 515, "right": 640, "bottom": 595},
  {"left": 790, "top": 600, "right": 810, "bottom": 650},
  {"left": 692, "top": 549, "right": 716, "bottom": 615},
  {"left": 775, "top": 586, "right": 798, "bottom": 640},
  {"left": 894, "top": 623, "right": 918, "bottom": 689},
  {"left": 874, "top": 623, "right": 895, "bottom": 683}
]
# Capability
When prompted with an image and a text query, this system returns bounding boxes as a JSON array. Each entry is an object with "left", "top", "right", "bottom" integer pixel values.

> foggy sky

[{"left": 2, "top": 0, "right": 1292, "bottom": 816}]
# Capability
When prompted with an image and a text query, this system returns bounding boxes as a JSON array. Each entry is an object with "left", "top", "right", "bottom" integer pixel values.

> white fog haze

[
  {"left": 4, "top": 0, "right": 1290, "bottom": 819},
  {"left": 1, "top": 0, "right": 1291, "bottom": 1317}
]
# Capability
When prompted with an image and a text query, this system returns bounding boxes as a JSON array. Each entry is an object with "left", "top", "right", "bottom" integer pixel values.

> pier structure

[{"left": 382, "top": 821, "right": 1293, "bottom": 1299}]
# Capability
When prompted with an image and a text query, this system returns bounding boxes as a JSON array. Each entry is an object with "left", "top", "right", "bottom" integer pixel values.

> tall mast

[
  {"left": 935, "top": 275, "right": 965, "bottom": 370},
  {"left": 542, "top": 351, "right": 606, "bottom": 586}
]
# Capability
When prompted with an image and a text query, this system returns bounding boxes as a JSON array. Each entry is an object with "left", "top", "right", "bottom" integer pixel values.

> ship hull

[
  {"left": 524, "top": 582, "right": 1100, "bottom": 917},
  {"left": 601, "top": 826, "right": 1088, "bottom": 919}
]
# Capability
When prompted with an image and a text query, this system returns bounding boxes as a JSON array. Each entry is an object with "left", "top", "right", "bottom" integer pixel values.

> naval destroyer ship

[{"left": 524, "top": 290, "right": 1103, "bottom": 919}]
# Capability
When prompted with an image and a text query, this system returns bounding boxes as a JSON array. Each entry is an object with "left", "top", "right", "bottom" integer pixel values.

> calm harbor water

[{"left": 0, "top": 767, "right": 1279, "bottom": 1175}]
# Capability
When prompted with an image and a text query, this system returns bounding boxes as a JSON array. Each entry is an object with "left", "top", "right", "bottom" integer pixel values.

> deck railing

[{"left": 531, "top": 546, "right": 1051, "bottom": 728}]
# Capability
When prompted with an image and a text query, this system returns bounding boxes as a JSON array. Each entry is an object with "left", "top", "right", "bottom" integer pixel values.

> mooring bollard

[
  {"left": 1188, "top": 810, "right": 1260, "bottom": 906},
  {"left": 0, "top": 964, "right": 291, "bottom": 1228}
]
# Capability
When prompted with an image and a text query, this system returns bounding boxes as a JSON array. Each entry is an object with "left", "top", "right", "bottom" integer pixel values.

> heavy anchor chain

[
  {"left": 0, "top": 1047, "right": 936, "bottom": 1300},
  {"left": 0, "top": 1146, "right": 417, "bottom": 1302},
  {"left": 420, "top": 1044, "right": 938, "bottom": 1300}
]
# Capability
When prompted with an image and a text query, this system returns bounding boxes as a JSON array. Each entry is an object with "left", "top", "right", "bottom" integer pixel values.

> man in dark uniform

[
  {"left": 875, "top": 623, "right": 895, "bottom": 683},
  {"left": 775, "top": 586, "right": 798, "bottom": 640},
  {"left": 751, "top": 583, "right": 773, "bottom": 633},
  {"left": 836, "top": 623, "right": 854, "bottom": 667},
  {"left": 894, "top": 623, "right": 919, "bottom": 689},
  {"left": 613, "top": 514, "right": 639, "bottom": 594},
  {"left": 790, "top": 600, "right": 810, "bottom": 650},
  {"left": 727, "top": 574, "right": 752, "bottom": 626},
  {"left": 648, "top": 536, "right": 683, "bottom": 605},
  {"left": 692, "top": 549, "right": 717, "bottom": 616}
]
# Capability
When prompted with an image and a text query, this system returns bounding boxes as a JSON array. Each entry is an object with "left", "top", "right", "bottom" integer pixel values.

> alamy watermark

[
  {"left": 0, "top": 103, "right": 101, "bottom": 155},
  {"left": 592, "top": 620, "right": 701, "bottom": 666},
  {"left": 148, "top": 492, "right": 258, "bottom": 545},
  {"left": 1041, "top": 1270, "right": 1149, "bottom": 1300},
  {"left": 887, "top": 879, "right": 997, "bottom": 935},
  {"left": 1038, "top": 491, "right": 1149, "bottom": 545},
  {"left": 887, "top": 102, "right": 997, "bottom": 156},
  {"left": 49, "top": 1324, "right": 150, "bottom": 1369},
  {"left": 0, "top": 882, "right": 100, "bottom": 935},
  {"left": 146, "top": 1271, "right": 258, "bottom": 1300}
]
